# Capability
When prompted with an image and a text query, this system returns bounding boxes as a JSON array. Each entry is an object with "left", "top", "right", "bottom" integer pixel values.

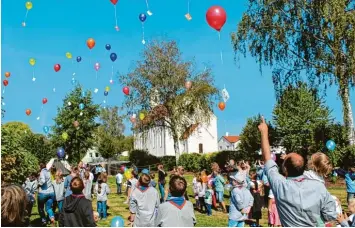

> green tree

[
  {"left": 51, "top": 86, "right": 100, "bottom": 164},
  {"left": 118, "top": 136, "right": 134, "bottom": 152},
  {"left": 273, "top": 82, "right": 332, "bottom": 157},
  {"left": 1, "top": 123, "right": 39, "bottom": 185},
  {"left": 22, "top": 133, "right": 54, "bottom": 163},
  {"left": 239, "top": 114, "right": 277, "bottom": 159},
  {"left": 231, "top": 0, "right": 355, "bottom": 145},
  {"left": 120, "top": 40, "right": 219, "bottom": 163}
]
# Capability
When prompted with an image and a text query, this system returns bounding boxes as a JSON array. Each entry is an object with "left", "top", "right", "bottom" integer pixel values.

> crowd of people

[{"left": 1, "top": 117, "right": 355, "bottom": 227}]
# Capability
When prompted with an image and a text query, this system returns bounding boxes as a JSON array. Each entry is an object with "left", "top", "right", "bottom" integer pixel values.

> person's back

[
  {"left": 129, "top": 174, "right": 160, "bottom": 227},
  {"left": 59, "top": 177, "right": 96, "bottom": 227}
]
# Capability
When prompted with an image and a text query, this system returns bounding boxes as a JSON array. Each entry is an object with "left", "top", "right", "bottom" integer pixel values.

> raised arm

[{"left": 258, "top": 116, "right": 271, "bottom": 162}]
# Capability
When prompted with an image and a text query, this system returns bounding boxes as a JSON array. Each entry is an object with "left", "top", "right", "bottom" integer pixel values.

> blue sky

[{"left": 1, "top": 0, "right": 354, "bottom": 138}]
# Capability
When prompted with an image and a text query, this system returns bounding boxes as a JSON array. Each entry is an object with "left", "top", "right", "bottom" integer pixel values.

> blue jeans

[
  {"left": 206, "top": 203, "right": 212, "bottom": 216},
  {"left": 38, "top": 192, "right": 55, "bottom": 222},
  {"left": 57, "top": 200, "right": 63, "bottom": 213},
  {"left": 228, "top": 220, "right": 245, "bottom": 227},
  {"left": 97, "top": 201, "right": 107, "bottom": 219},
  {"left": 216, "top": 191, "right": 224, "bottom": 203},
  {"left": 158, "top": 183, "right": 165, "bottom": 202},
  {"left": 116, "top": 183, "right": 122, "bottom": 194}
]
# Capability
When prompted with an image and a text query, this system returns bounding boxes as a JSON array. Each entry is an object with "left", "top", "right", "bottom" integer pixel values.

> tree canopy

[
  {"left": 51, "top": 86, "right": 100, "bottom": 163},
  {"left": 120, "top": 40, "right": 219, "bottom": 162},
  {"left": 232, "top": 0, "right": 355, "bottom": 145}
]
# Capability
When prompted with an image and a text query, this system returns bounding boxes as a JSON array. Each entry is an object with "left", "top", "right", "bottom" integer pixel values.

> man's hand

[
  {"left": 280, "top": 154, "right": 287, "bottom": 160},
  {"left": 337, "top": 213, "right": 348, "bottom": 224},
  {"left": 258, "top": 116, "right": 268, "bottom": 135}
]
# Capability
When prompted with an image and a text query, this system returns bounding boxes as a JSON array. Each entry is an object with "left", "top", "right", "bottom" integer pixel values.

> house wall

[
  {"left": 81, "top": 147, "right": 105, "bottom": 164},
  {"left": 218, "top": 138, "right": 241, "bottom": 151}
]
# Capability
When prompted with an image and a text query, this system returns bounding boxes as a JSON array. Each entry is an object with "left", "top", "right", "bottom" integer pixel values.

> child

[
  {"left": 192, "top": 173, "right": 200, "bottom": 209},
  {"left": 115, "top": 170, "right": 123, "bottom": 194},
  {"left": 205, "top": 183, "right": 213, "bottom": 216},
  {"left": 52, "top": 170, "right": 65, "bottom": 213},
  {"left": 149, "top": 173, "right": 157, "bottom": 188},
  {"left": 2, "top": 185, "right": 28, "bottom": 227},
  {"left": 125, "top": 170, "right": 139, "bottom": 204},
  {"left": 95, "top": 174, "right": 110, "bottom": 220},
  {"left": 268, "top": 189, "right": 281, "bottom": 227},
  {"left": 83, "top": 171, "right": 93, "bottom": 201},
  {"left": 129, "top": 173, "right": 160, "bottom": 226},
  {"left": 249, "top": 171, "right": 263, "bottom": 226},
  {"left": 197, "top": 175, "right": 206, "bottom": 213},
  {"left": 213, "top": 169, "right": 227, "bottom": 213},
  {"left": 337, "top": 198, "right": 355, "bottom": 227},
  {"left": 93, "top": 211, "right": 100, "bottom": 223},
  {"left": 155, "top": 176, "right": 196, "bottom": 227},
  {"left": 22, "top": 172, "right": 38, "bottom": 217},
  {"left": 229, "top": 174, "right": 254, "bottom": 227}
]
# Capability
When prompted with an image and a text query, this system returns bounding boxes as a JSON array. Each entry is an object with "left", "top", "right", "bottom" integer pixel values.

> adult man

[
  {"left": 116, "top": 171, "right": 123, "bottom": 194},
  {"left": 258, "top": 116, "right": 336, "bottom": 226}
]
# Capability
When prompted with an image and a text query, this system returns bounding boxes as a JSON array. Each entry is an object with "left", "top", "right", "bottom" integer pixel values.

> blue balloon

[
  {"left": 79, "top": 103, "right": 85, "bottom": 110},
  {"left": 139, "top": 13, "right": 146, "bottom": 22},
  {"left": 110, "top": 216, "right": 124, "bottom": 227},
  {"left": 141, "top": 169, "right": 149, "bottom": 174},
  {"left": 110, "top": 53, "right": 117, "bottom": 62},
  {"left": 76, "top": 56, "right": 82, "bottom": 62},
  {"left": 57, "top": 147, "right": 65, "bottom": 159},
  {"left": 81, "top": 91, "right": 86, "bottom": 97},
  {"left": 104, "top": 91, "right": 108, "bottom": 96},
  {"left": 105, "top": 44, "right": 111, "bottom": 51},
  {"left": 71, "top": 78, "right": 77, "bottom": 85},
  {"left": 43, "top": 126, "right": 49, "bottom": 134},
  {"left": 326, "top": 140, "right": 336, "bottom": 151}
]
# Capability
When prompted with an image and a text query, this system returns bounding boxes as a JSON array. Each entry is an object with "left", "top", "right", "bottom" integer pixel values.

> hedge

[{"left": 128, "top": 150, "right": 175, "bottom": 171}]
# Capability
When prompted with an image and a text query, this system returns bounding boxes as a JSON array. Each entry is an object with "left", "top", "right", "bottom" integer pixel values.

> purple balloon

[
  {"left": 57, "top": 147, "right": 65, "bottom": 159},
  {"left": 105, "top": 44, "right": 111, "bottom": 51},
  {"left": 139, "top": 13, "right": 146, "bottom": 22}
]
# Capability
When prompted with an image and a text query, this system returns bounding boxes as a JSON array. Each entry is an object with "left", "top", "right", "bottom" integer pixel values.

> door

[{"left": 199, "top": 143, "right": 203, "bottom": 154}]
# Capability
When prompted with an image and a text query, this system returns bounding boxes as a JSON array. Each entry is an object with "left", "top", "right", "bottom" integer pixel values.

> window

[
  {"left": 199, "top": 143, "right": 203, "bottom": 154},
  {"left": 226, "top": 145, "right": 229, "bottom": 149},
  {"left": 95, "top": 153, "right": 99, "bottom": 157},
  {"left": 89, "top": 153, "right": 92, "bottom": 158}
]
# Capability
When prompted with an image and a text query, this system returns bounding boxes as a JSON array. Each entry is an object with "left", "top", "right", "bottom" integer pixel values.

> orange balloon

[
  {"left": 218, "top": 102, "right": 225, "bottom": 111},
  {"left": 5, "top": 72, "right": 10, "bottom": 78},
  {"left": 87, "top": 38, "right": 95, "bottom": 49},
  {"left": 25, "top": 109, "right": 32, "bottom": 116}
]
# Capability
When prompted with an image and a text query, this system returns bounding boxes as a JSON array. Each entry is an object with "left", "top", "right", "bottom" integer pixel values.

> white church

[{"left": 133, "top": 92, "right": 218, "bottom": 156}]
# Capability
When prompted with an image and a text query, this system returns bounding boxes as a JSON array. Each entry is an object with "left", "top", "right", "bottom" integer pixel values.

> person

[
  {"left": 116, "top": 170, "right": 123, "bottom": 194},
  {"left": 64, "top": 166, "right": 79, "bottom": 197},
  {"left": 258, "top": 116, "right": 337, "bottom": 226},
  {"left": 158, "top": 164, "right": 167, "bottom": 203},
  {"left": 164, "top": 167, "right": 189, "bottom": 201},
  {"left": 213, "top": 168, "right": 227, "bottom": 213},
  {"left": 226, "top": 159, "right": 238, "bottom": 183},
  {"left": 95, "top": 173, "right": 110, "bottom": 220},
  {"left": 83, "top": 171, "right": 93, "bottom": 201},
  {"left": 86, "top": 167, "right": 94, "bottom": 182},
  {"left": 78, "top": 161, "right": 85, "bottom": 179},
  {"left": 22, "top": 172, "right": 38, "bottom": 218},
  {"left": 50, "top": 166, "right": 57, "bottom": 181},
  {"left": 52, "top": 170, "right": 65, "bottom": 213},
  {"left": 228, "top": 174, "right": 254, "bottom": 227},
  {"left": 192, "top": 173, "right": 200, "bottom": 209},
  {"left": 1, "top": 184, "right": 28, "bottom": 227},
  {"left": 93, "top": 211, "right": 100, "bottom": 223},
  {"left": 337, "top": 198, "right": 355, "bottom": 227},
  {"left": 38, "top": 163, "right": 56, "bottom": 226},
  {"left": 205, "top": 183, "right": 213, "bottom": 216},
  {"left": 197, "top": 175, "right": 207, "bottom": 213},
  {"left": 125, "top": 170, "right": 139, "bottom": 204},
  {"left": 129, "top": 173, "right": 160, "bottom": 226},
  {"left": 268, "top": 189, "right": 281, "bottom": 227},
  {"left": 149, "top": 173, "right": 157, "bottom": 188},
  {"left": 155, "top": 176, "right": 196, "bottom": 227},
  {"left": 334, "top": 166, "right": 355, "bottom": 203},
  {"left": 248, "top": 171, "right": 263, "bottom": 226},
  {"left": 59, "top": 177, "right": 96, "bottom": 227}
]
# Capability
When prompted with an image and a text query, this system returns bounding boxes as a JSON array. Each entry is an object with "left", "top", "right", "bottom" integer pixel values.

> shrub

[
  {"left": 129, "top": 149, "right": 160, "bottom": 167},
  {"left": 178, "top": 153, "right": 203, "bottom": 172},
  {"left": 159, "top": 156, "right": 176, "bottom": 171}
]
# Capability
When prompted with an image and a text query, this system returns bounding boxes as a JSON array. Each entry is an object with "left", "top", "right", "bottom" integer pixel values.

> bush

[
  {"left": 129, "top": 150, "right": 160, "bottom": 168},
  {"left": 159, "top": 156, "right": 176, "bottom": 171},
  {"left": 178, "top": 153, "right": 203, "bottom": 172}
]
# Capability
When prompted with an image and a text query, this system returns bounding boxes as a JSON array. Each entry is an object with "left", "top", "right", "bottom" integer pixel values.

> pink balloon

[{"left": 94, "top": 62, "right": 100, "bottom": 71}]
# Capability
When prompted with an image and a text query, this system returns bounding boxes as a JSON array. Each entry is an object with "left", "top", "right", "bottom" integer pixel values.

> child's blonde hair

[
  {"left": 308, "top": 152, "right": 333, "bottom": 177},
  {"left": 55, "top": 170, "right": 63, "bottom": 183}
]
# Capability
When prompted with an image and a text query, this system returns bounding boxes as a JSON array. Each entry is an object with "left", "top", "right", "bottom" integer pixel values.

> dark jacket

[{"left": 59, "top": 194, "right": 96, "bottom": 227}]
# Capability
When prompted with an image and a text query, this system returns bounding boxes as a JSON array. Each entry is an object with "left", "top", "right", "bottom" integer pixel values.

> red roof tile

[{"left": 223, "top": 136, "right": 240, "bottom": 143}]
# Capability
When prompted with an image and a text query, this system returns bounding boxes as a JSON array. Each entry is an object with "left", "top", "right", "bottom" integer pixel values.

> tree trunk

[
  {"left": 339, "top": 83, "right": 355, "bottom": 145},
  {"left": 108, "top": 158, "right": 111, "bottom": 175},
  {"left": 172, "top": 134, "right": 180, "bottom": 166}
]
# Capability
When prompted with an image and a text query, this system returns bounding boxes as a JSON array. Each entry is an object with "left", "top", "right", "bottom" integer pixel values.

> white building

[
  {"left": 134, "top": 114, "right": 218, "bottom": 156},
  {"left": 218, "top": 133, "right": 241, "bottom": 151},
  {"left": 81, "top": 147, "right": 105, "bottom": 164},
  {"left": 257, "top": 146, "right": 286, "bottom": 155}
]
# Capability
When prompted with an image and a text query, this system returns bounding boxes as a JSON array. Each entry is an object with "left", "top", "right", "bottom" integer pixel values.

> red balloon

[
  {"left": 206, "top": 6, "right": 227, "bottom": 32},
  {"left": 123, "top": 86, "right": 130, "bottom": 95},
  {"left": 54, "top": 64, "right": 61, "bottom": 72},
  {"left": 110, "top": 0, "right": 118, "bottom": 5},
  {"left": 26, "top": 109, "right": 32, "bottom": 116},
  {"left": 42, "top": 98, "right": 48, "bottom": 104},
  {"left": 3, "top": 80, "right": 8, "bottom": 87},
  {"left": 218, "top": 101, "right": 225, "bottom": 111},
  {"left": 87, "top": 38, "right": 95, "bottom": 50}
]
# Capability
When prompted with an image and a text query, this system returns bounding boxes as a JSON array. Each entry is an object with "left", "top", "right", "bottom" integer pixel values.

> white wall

[
  {"left": 218, "top": 137, "right": 241, "bottom": 151},
  {"left": 82, "top": 148, "right": 105, "bottom": 164}
]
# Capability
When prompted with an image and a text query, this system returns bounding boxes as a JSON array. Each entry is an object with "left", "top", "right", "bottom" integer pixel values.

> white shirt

[
  {"left": 116, "top": 173, "right": 123, "bottom": 184},
  {"left": 89, "top": 172, "right": 94, "bottom": 182}
]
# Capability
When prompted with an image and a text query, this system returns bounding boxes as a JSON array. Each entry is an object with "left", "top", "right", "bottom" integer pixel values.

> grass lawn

[{"left": 30, "top": 174, "right": 348, "bottom": 227}]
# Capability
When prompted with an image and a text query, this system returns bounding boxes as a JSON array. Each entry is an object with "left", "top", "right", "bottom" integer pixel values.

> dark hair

[
  {"left": 169, "top": 176, "right": 187, "bottom": 197},
  {"left": 150, "top": 173, "right": 155, "bottom": 179},
  {"left": 139, "top": 174, "right": 151, "bottom": 187},
  {"left": 30, "top": 172, "right": 38, "bottom": 178},
  {"left": 70, "top": 177, "right": 84, "bottom": 194},
  {"left": 282, "top": 154, "right": 305, "bottom": 177},
  {"left": 39, "top": 163, "right": 46, "bottom": 170}
]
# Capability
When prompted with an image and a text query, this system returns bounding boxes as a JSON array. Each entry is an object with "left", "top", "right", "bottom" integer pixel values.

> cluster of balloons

[{"left": 3, "top": 72, "right": 10, "bottom": 89}]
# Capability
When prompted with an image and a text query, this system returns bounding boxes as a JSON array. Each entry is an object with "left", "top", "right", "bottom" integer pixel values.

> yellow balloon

[
  {"left": 66, "top": 52, "right": 72, "bottom": 59},
  {"left": 62, "top": 132, "right": 68, "bottom": 140},
  {"left": 105, "top": 86, "right": 110, "bottom": 92},
  {"left": 25, "top": 1, "right": 33, "bottom": 10},
  {"left": 29, "top": 58, "right": 36, "bottom": 66},
  {"left": 139, "top": 113, "right": 145, "bottom": 121}
]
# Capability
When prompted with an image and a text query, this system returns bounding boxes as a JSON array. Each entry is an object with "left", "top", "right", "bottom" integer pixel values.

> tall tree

[
  {"left": 96, "top": 106, "right": 125, "bottom": 174},
  {"left": 273, "top": 82, "right": 333, "bottom": 157},
  {"left": 51, "top": 86, "right": 99, "bottom": 163},
  {"left": 22, "top": 133, "right": 54, "bottom": 163},
  {"left": 231, "top": 0, "right": 355, "bottom": 145},
  {"left": 120, "top": 40, "right": 219, "bottom": 163}
]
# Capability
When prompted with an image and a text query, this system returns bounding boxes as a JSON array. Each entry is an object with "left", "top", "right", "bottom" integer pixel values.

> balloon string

[
  {"left": 111, "top": 65, "right": 114, "bottom": 80},
  {"left": 145, "top": 0, "right": 150, "bottom": 11},
  {"left": 32, "top": 67, "right": 35, "bottom": 81},
  {"left": 114, "top": 5, "right": 118, "bottom": 29},
  {"left": 187, "top": 0, "right": 190, "bottom": 14},
  {"left": 142, "top": 22, "right": 145, "bottom": 43},
  {"left": 218, "top": 32, "right": 223, "bottom": 65},
  {"left": 96, "top": 71, "right": 98, "bottom": 80},
  {"left": 2, "top": 87, "right": 5, "bottom": 94},
  {"left": 23, "top": 10, "right": 29, "bottom": 24}
]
